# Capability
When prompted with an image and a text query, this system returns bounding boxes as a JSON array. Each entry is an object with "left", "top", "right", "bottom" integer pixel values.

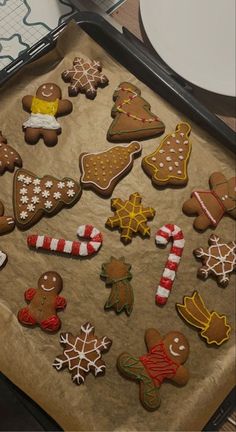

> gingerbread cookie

[
  {"left": 0, "top": 131, "right": 22, "bottom": 175},
  {"left": 176, "top": 291, "right": 231, "bottom": 346},
  {"left": 117, "top": 328, "right": 189, "bottom": 411},
  {"left": 106, "top": 192, "right": 155, "bottom": 244},
  {"left": 142, "top": 122, "right": 191, "bottom": 187},
  {"left": 0, "top": 250, "right": 7, "bottom": 270},
  {"left": 27, "top": 225, "right": 103, "bottom": 257},
  {"left": 0, "top": 201, "right": 15, "bottom": 235},
  {"left": 62, "top": 58, "right": 109, "bottom": 99},
  {"left": 107, "top": 82, "right": 165, "bottom": 142},
  {"left": 193, "top": 234, "right": 236, "bottom": 287},
  {"left": 18, "top": 271, "right": 66, "bottom": 332},
  {"left": 22, "top": 83, "right": 73, "bottom": 146},
  {"left": 53, "top": 322, "right": 112, "bottom": 384},
  {"left": 13, "top": 168, "right": 81, "bottom": 230},
  {"left": 182, "top": 172, "right": 236, "bottom": 230},
  {"left": 79, "top": 142, "right": 142, "bottom": 196},
  {"left": 101, "top": 257, "right": 134, "bottom": 316}
]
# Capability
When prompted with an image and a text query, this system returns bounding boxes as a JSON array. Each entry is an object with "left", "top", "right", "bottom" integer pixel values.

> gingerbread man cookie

[
  {"left": 22, "top": 83, "right": 72, "bottom": 146},
  {"left": 182, "top": 172, "right": 236, "bottom": 230},
  {"left": 0, "top": 201, "right": 15, "bottom": 236},
  {"left": 62, "top": 58, "right": 109, "bottom": 98},
  {"left": 0, "top": 131, "right": 22, "bottom": 175},
  {"left": 18, "top": 271, "right": 66, "bottom": 332},
  {"left": 53, "top": 322, "right": 112, "bottom": 384},
  {"left": 106, "top": 192, "right": 155, "bottom": 244},
  {"left": 107, "top": 82, "right": 165, "bottom": 142},
  {"left": 117, "top": 328, "right": 189, "bottom": 411},
  {"left": 142, "top": 122, "right": 192, "bottom": 187},
  {"left": 13, "top": 168, "right": 81, "bottom": 230},
  {"left": 194, "top": 234, "right": 236, "bottom": 287}
]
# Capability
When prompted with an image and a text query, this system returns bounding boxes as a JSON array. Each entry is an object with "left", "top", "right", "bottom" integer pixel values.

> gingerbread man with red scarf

[{"left": 117, "top": 328, "right": 189, "bottom": 411}]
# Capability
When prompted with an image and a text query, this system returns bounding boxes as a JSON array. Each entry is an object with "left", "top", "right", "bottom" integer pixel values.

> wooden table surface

[
  {"left": 111, "top": 0, "right": 236, "bottom": 132},
  {"left": 111, "top": 2, "right": 236, "bottom": 431}
]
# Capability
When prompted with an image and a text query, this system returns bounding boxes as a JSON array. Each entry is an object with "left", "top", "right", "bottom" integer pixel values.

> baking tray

[{"left": 0, "top": 11, "right": 235, "bottom": 153}]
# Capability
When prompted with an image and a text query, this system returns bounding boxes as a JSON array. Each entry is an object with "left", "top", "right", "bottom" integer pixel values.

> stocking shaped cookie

[
  {"left": 18, "top": 271, "right": 66, "bottom": 332},
  {"left": 0, "top": 131, "right": 22, "bottom": 175},
  {"left": 13, "top": 168, "right": 81, "bottom": 230},
  {"left": 117, "top": 328, "right": 189, "bottom": 411},
  {"left": 107, "top": 82, "right": 165, "bottom": 142},
  {"left": 183, "top": 172, "right": 236, "bottom": 230},
  {"left": 62, "top": 57, "right": 109, "bottom": 98},
  {"left": 0, "top": 201, "right": 15, "bottom": 235},
  {"left": 79, "top": 142, "right": 142, "bottom": 196},
  {"left": 142, "top": 122, "right": 192, "bottom": 187},
  {"left": 194, "top": 234, "right": 236, "bottom": 287},
  {"left": 53, "top": 322, "right": 112, "bottom": 384},
  {"left": 22, "top": 83, "right": 72, "bottom": 146},
  {"left": 101, "top": 256, "right": 134, "bottom": 316}
]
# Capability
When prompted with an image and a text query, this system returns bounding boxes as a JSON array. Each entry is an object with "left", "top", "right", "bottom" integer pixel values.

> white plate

[{"left": 140, "top": 0, "right": 236, "bottom": 96}]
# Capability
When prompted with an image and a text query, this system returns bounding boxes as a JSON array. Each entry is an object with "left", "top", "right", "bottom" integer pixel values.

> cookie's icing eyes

[
  {"left": 179, "top": 345, "right": 185, "bottom": 351},
  {"left": 174, "top": 337, "right": 179, "bottom": 343},
  {"left": 44, "top": 275, "right": 48, "bottom": 280},
  {"left": 50, "top": 86, "right": 54, "bottom": 90},
  {"left": 42, "top": 85, "right": 46, "bottom": 89},
  {"left": 53, "top": 276, "right": 56, "bottom": 282}
]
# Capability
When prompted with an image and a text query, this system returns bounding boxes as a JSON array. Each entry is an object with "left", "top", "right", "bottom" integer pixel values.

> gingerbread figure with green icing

[
  {"left": 117, "top": 328, "right": 190, "bottom": 411},
  {"left": 101, "top": 256, "right": 134, "bottom": 316},
  {"left": 22, "top": 83, "right": 72, "bottom": 146}
]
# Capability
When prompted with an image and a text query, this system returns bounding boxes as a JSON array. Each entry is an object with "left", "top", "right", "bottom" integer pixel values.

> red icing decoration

[{"left": 41, "top": 315, "right": 60, "bottom": 332}]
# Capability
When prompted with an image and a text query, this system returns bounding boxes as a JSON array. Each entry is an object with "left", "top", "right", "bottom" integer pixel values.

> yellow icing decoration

[{"left": 31, "top": 97, "right": 59, "bottom": 116}]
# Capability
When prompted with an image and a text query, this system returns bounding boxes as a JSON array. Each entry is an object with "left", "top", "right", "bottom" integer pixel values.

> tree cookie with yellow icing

[{"left": 142, "top": 122, "right": 192, "bottom": 187}]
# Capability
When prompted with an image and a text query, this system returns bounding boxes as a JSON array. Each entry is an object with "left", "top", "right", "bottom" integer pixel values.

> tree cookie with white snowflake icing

[
  {"left": 61, "top": 57, "right": 109, "bottom": 99},
  {"left": 194, "top": 234, "right": 236, "bottom": 287},
  {"left": 53, "top": 322, "right": 112, "bottom": 385},
  {"left": 13, "top": 169, "right": 81, "bottom": 230}
]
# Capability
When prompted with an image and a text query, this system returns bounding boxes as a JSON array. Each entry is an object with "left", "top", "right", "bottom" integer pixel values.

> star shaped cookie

[{"left": 106, "top": 192, "right": 155, "bottom": 244}]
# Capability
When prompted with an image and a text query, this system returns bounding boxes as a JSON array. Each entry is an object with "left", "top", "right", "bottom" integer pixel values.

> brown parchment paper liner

[{"left": 0, "top": 22, "right": 235, "bottom": 431}]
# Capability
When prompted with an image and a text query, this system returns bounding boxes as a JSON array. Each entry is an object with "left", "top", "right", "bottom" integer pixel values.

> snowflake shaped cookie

[
  {"left": 106, "top": 192, "right": 155, "bottom": 244},
  {"left": 53, "top": 322, "right": 112, "bottom": 385},
  {"left": 194, "top": 234, "right": 236, "bottom": 287},
  {"left": 62, "top": 57, "right": 109, "bottom": 99}
]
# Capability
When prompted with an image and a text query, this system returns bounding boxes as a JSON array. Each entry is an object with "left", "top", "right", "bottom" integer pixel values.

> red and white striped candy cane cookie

[
  {"left": 27, "top": 224, "right": 102, "bottom": 257},
  {"left": 155, "top": 224, "right": 185, "bottom": 305}
]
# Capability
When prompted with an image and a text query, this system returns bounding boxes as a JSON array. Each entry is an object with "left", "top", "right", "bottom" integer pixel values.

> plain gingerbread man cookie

[
  {"left": 18, "top": 271, "right": 66, "bottom": 332},
  {"left": 22, "top": 83, "right": 72, "bottom": 146},
  {"left": 117, "top": 328, "right": 189, "bottom": 411}
]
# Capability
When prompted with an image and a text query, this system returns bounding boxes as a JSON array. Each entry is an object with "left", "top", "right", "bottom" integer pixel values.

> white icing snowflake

[
  {"left": 33, "top": 179, "right": 41, "bottom": 186},
  {"left": 33, "top": 186, "right": 41, "bottom": 194},
  {"left": 31, "top": 196, "right": 40, "bottom": 204},
  {"left": 45, "top": 180, "right": 53, "bottom": 188},
  {"left": 17, "top": 174, "right": 25, "bottom": 182},
  {"left": 20, "top": 196, "right": 29, "bottom": 204},
  {"left": 67, "top": 189, "right": 75, "bottom": 197},
  {"left": 24, "top": 176, "right": 32, "bottom": 185},
  {"left": 42, "top": 190, "right": 50, "bottom": 198},
  {"left": 19, "top": 188, "right": 27, "bottom": 195},
  {"left": 27, "top": 204, "right": 35, "bottom": 212},
  {"left": 67, "top": 180, "right": 75, "bottom": 188},
  {"left": 53, "top": 191, "right": 62, "bottom": 200},
  {"left": 20, "top": 211, "right": 28, "bottom": 220},
  {"left": 44, "top": 200, "right": 53, "bottom": 209},
  {"left": 57, "top": 181, "right": 65, "bottom": 189}
]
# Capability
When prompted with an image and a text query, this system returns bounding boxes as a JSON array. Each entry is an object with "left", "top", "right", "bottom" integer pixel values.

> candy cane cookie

[
  {"left": 27, "top": 225, "right": 103, "bottom": 257},
  {"left": 155, "top": 224, "right": 185, "bottom": 305},
  {"left": 0, "top": 250, "right": 7, "bottom": 270}
]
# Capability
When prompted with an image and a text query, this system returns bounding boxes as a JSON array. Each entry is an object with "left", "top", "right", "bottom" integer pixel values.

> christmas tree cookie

[
  {"left": 107, "top": 82, "right": 165, "bottom": 142},
  {"left": 13, "top": 169, "right": 81, "bottom": 230}
]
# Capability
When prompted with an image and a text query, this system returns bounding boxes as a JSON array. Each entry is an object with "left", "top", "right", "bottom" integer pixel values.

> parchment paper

[{"left": 0, "top": 22, "right": 235, "bottom": 432}]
